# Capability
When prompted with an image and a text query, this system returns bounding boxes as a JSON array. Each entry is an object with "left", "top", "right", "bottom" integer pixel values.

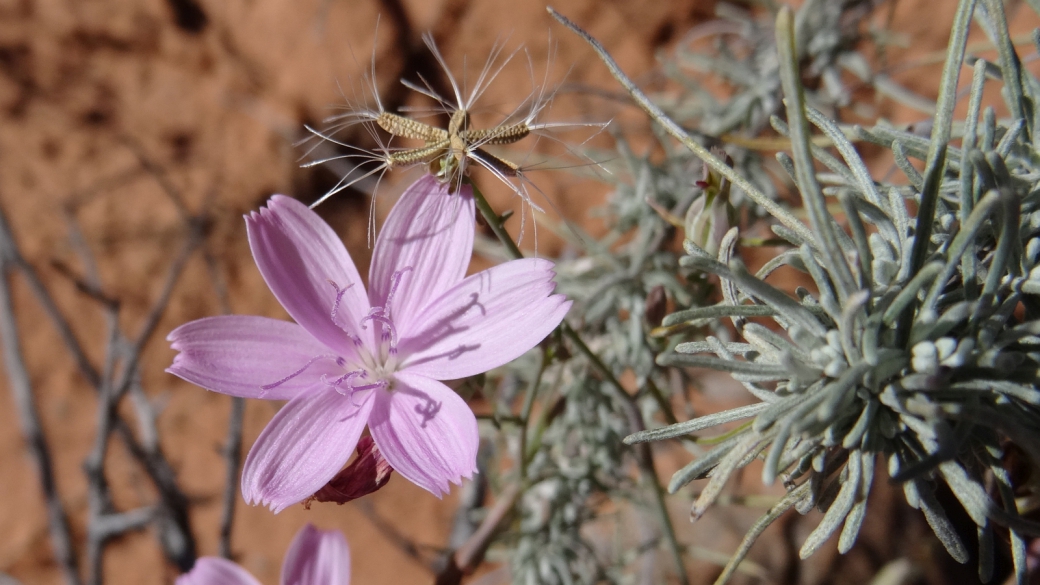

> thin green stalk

[
  {"left": 523, "top": 393, "right": 561, "bottom": 464},
  {"left": 470, "top": 180, "right": 680, "bottom": 426},
  {"left": 518, "top": 347, "right": 548, "bottom": 479},
  {"left": 470, "top": 181, "right": 524, "bottom": 260},
  {"left": 713, "top": 482, "right": 812, "bottom": 585}
]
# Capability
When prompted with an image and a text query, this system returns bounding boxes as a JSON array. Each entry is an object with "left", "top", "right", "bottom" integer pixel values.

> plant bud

[
  {"left": 685, "top": 150, "right": 733, "bottom": 257},
  {"left": 305, "top": 436, "right": 393, "bottom": 507}
]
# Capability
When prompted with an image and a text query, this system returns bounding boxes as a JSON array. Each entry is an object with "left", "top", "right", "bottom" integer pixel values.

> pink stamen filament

[
  {"left": 352, "top": 381, "right": 388, "bottom": 392},
  {"left": 260, "top": 354, "right": 339, "bottom": 395},
  {"left": 383, "top": 267, "right": 413, "bottom": 318},
  {"left": 322, "top": 369, "right": 388, "bottom": 396},
  {"left": 323, "top": 370, "right": 364, "bottom": 394},
  {"left": 327, "top": 280, "right": 363, "bottom": 346},
  {"left": 327, "top": 280, "right": 354, "bottom": 323}
]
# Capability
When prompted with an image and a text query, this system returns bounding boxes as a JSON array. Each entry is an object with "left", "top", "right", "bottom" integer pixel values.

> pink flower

[
  {"left": 177, "top": 524, "right": 350, "bottom": 585},
  {"left": 167, "top": 175, "right": 570, "bottom": 511}
]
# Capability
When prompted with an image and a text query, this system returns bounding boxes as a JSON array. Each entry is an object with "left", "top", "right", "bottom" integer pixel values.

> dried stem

[
  {"left": 218, "top": 396, "right": 245, "bottom": 559},
  {"left": 18, "top": 202, "right": 184, "bottom": 504},
  {"left": 40, "top": 145, "right": 210, "bottom": 577},
  {"left": 200, "top": 221, "right": 245, "bottom": 560},
  {"left": 0, "top": 202, "right": 81, "bottom": 585}
]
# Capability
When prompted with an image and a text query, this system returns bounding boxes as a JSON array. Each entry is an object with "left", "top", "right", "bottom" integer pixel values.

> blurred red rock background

[{"left": 1, "top": 0, "right": 1038, "bottom": 583}]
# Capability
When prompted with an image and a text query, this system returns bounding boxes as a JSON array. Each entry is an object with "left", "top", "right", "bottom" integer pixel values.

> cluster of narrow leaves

[
  {"left": 282, "top": 1, "right": 1040, "bottom": 583},
  {"left": 488, "top": 143, "right": 693, "bottom": 583},
  {"left": 653, "top": 0, "right": 895, "bottom": 213},
  {"left": 485, "top": 2, "right": 941, "bottom": 583},
  {"left": 629, "top": 0, "right": 1040, "bottom": 582},
  {"left": 510, "top": 373, "right": 633, "bottom": 585}
]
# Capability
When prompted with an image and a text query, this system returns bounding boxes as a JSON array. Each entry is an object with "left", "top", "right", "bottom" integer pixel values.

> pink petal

[
  {"left": 242, "top": 388, "right": 374, "bottom": 513},
  {"left": 281, "top": 524, "right": 351, "bottom": 585},
  {"left": 368, "top": 175, "right": 474, "bottom": 329},
  {"left": 368, "top": 372, "right": 478, "bottom": 497},
  {"left": 247, "top": 195, "right": 371, "bottom": 358},
  {"left": 167, "top": 316, "right": 341, "bottom": 400},
  {"left": 176, "top": 557, "right": 261, "bottom": 585},
  {"left": 399, "top": 259, "right": 571, "bottom": 380}
]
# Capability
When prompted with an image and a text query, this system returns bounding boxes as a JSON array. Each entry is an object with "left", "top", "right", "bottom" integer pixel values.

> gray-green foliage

[
  {"left": 511, "top": 376, "right": 631, "bottom": 585},
  {"left": 499, "top": 1, "right": 950, "bottom": 584},
  {"left": 657, "top": 0, "right": 887, "bottom": 212},
  {"left": 624, "top": 0, "right": 1040, "bottom": 583},
  {"left": 488, "top": 1, "right": 1040, "bottom": 583},
  {"left": 503, "top": 129, "right": 690, "bottom": 585}
]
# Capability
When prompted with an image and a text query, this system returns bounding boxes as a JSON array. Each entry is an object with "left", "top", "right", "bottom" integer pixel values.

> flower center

[{"left": 259, "top": 268, "right": 414, "bottom": 399}]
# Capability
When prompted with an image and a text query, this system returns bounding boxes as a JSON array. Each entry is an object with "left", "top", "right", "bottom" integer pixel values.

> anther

[{"left": 360, "top": 312, "right": 399, "bottom": 349}]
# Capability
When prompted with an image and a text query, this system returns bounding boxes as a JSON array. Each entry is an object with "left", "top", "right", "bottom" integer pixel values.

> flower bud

[
  {"left": 304, "top": 436, "right": 393, "bottom": 507},
  {"left": 685, "top": 150, "right": 733, "bottom": 257}
]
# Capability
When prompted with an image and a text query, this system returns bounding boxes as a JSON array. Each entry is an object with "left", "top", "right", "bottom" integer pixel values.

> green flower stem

[
  {"left": 518, "top": 346, "right": 548, "bottom": 480},
  {"left": 470, "top": 181, "right": 524, "bottom": 260},
  {"left": 469, "top": 180, "right": 691, "bottom": 585},
  {"left": 469, "top": 179, "right": 678, "bottom": 422},
  {"left": 522, "top": 392, "right": 562, "bottom": 464}
]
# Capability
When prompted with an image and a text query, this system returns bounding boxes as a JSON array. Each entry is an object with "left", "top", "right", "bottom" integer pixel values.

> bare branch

[
  {"left": 86, "top": 506, "right": 155, "bottom": 581},
  {"left": 196, "top": 233, "right": 247, "bottom": 560},
  {"left": 217, "top": 396, "right": 245, "bottom": 559},
  {"left": 118, "top": 135, "right": 191, "bottom": 219},
  {"left": 83, "top": 311, "right": 122, "bottom": 585},
  {"left": 91, "top": 507, "right": 156, "bottom": 538},
  {"left": 0, "top": 216, "right": 100, "bottom": 387},
  {"left": 0, "top": 202, "right": 81, "bottom": 585}
]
